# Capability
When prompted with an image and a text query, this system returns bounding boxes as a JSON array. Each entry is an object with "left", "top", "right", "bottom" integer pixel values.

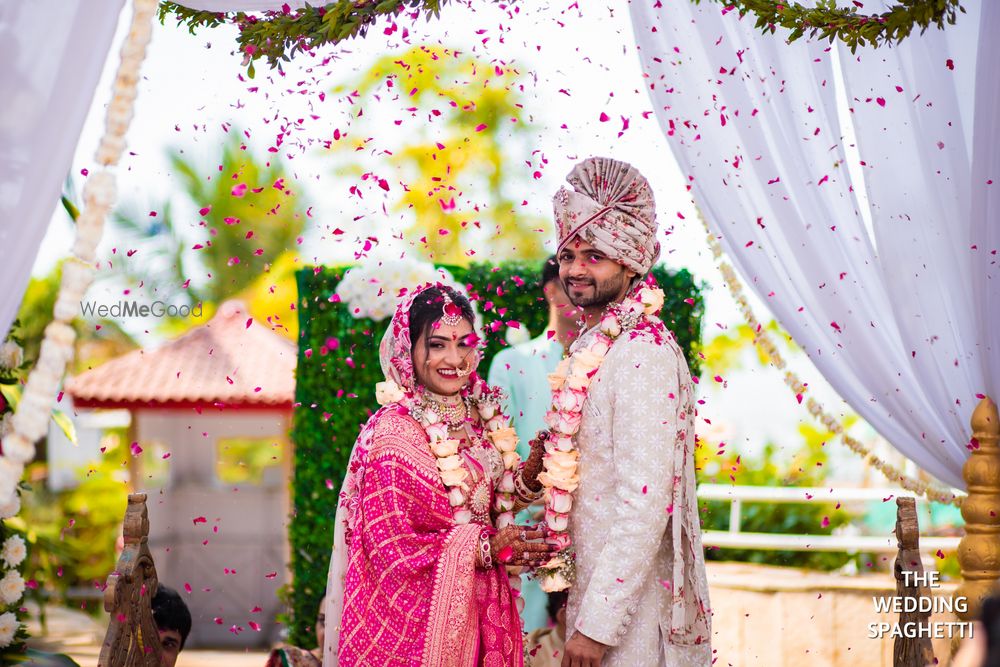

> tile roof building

[{"left": 67, "top": 301, "right": 295, "bottom": 410}]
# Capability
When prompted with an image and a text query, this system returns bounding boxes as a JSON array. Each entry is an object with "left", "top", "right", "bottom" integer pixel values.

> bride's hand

[
  {"left": 489, "top": 525, "right": 554, "bottom": 567},
  {"left": 522, "top": 431, "right": 549, "bottom": 490}
]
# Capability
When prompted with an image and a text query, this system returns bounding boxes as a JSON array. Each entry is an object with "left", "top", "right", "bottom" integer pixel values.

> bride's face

[{"left": 412, "top": 318, "right": 479, "bottom": 397}]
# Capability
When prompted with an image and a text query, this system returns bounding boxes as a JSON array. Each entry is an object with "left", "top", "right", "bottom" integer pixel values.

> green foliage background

[
  {"left": 288, "top": 261, "right": 704, "bottom": 644},
  {"left": 696, "top": 431, "right": 861, "bottom": 571}
]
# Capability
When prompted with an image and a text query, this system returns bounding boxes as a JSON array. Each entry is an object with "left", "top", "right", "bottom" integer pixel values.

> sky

[{"left": 29, "top": 1, "right": 914, "bottom": 483}]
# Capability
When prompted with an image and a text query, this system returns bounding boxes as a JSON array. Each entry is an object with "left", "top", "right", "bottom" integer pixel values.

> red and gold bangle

[{"left": 478, "top": 528, "right": 493, "bottom": 570}]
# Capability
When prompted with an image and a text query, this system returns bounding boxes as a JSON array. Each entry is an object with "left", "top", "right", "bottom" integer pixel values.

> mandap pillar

[{"left": 955, "top": 396, "right": 1000, "bottom": 624}]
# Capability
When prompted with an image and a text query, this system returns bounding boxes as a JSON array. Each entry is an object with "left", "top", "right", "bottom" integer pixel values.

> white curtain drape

[
  {"left": 630, "top": 1, "right": 998, "bottom": 489},
  {"left": 0, "top": 0, "right": 125, "bottom": 340},
  {"left": 0, "top": 0, "right": 298, "bottom": 341}
]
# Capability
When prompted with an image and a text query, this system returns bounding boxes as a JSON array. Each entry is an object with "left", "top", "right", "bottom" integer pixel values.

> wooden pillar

[
  {"left": 893, "top": 497, "right": 935, "bottom": 666},
  {"left": 955, "top": 396, "right": 1000, "bottom": 623},
  {"left": 125, "top": 414, "right": 142, "bottom": 492},
  {"left": 98, "top": 493, "right": 162, "bottom": 667}
]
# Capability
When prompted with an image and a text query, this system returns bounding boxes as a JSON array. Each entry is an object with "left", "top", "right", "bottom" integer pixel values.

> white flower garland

[
  {"left": 535, "top": 286, "right": 666, "bottom": 592},
  {"left": 0, "top": 0, "right": 156, "bottom": 510},
  {"left": 0, "top": 340, "right": 27, "bottom": 649},
  {"left": 336, "top": 255, "right": 459, "bottom": 322},
  {"left": 700, "top": 215, "right": 960, "bottom": 507}
]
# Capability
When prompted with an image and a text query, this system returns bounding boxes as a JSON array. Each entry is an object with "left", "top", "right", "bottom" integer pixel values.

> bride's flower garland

[
  {"left": 375, "top": 376, "right": 523, "bottom": 592},
  {"left": 535, "top": 285, "right": 666, "bottom": 592}
]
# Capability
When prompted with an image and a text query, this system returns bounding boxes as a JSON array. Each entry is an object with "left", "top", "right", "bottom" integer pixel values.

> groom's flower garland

[
  {"left": 535, "top": 285, "right": 666, "bottom": 592},
  {"left": 375, "top": 376, "right": 523, "bottom": 592}
]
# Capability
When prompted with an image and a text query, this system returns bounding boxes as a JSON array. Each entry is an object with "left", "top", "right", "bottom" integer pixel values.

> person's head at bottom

[
  {"left": 152, "top": 584, "right": 192, "bottom": 667},
  {"left": 546, "top": 590, "right": 569, "bottom": 641}
]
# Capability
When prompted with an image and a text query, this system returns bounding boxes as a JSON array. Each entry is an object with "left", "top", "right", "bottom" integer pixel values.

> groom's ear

[{"left": 542, "top": 280, "right": 556, "bottom": 303}]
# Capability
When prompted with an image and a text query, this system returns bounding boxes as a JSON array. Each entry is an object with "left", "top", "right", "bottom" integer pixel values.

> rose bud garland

[
  {"left": 535, "top": 285, "right": 666, "bottom": 592},
  {"left": 374, "top": 374, "right": 525, "bottom": 598}
]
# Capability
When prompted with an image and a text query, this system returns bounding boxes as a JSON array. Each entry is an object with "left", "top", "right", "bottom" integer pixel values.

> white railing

[{"left": 697, "top": 484, "right": 963, "bottom": 553}]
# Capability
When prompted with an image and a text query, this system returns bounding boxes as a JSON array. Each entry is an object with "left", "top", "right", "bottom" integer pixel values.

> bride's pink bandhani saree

[{"left": 323, "top": 284, "right": 524, "bottom": 667}]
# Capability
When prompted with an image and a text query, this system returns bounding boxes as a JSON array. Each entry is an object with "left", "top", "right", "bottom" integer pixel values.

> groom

[{"left": 551, "top": 158, "right": 712, "bottom": 667}]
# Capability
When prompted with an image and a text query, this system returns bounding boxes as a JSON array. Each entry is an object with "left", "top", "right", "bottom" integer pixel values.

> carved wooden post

[
  {"left": 955, "top": 397, "right": 1000, "bottom": 623},
  {"left": 893, "top": 497, "right": 934, "bottom": 667},
  {"left": 98, "top": 493, "right": 164, "bottom": 667}
]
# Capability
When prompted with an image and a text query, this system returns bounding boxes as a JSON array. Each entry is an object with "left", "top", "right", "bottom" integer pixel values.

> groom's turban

[{"left": 554, "top": 157, "right": 660, "bottom": 275}]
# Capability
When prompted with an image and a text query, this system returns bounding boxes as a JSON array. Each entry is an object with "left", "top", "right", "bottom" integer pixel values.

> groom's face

[{"left": 557, "top": 237, "right": 635, "bottom": 309}]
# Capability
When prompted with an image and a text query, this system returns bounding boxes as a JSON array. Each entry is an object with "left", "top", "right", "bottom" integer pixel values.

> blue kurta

[{"left": 488, "top": 333, "right": 565, "bottom": 632}]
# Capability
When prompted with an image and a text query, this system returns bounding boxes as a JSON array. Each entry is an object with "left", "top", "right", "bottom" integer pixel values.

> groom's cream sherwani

[{"left": 566, "top": 324, "right": 712, "bottom": 667}]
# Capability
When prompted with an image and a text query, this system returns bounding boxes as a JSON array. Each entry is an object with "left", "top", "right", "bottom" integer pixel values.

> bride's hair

[{"left": 408, "top": 286, "right": 476, "bottom": 356}]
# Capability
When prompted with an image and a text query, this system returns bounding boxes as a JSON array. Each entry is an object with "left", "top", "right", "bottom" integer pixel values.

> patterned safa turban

[{"left": 554, "top": 156, "right": 660, "bottom": 275}]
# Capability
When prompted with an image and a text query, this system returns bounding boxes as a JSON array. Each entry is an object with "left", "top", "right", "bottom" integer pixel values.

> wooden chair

[{"left": 97, "top": 493, "right": 164, "bottom": 667}]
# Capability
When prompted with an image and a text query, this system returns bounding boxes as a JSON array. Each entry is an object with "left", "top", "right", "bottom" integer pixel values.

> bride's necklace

[{"left": 422, "top": 391, "right": 470, "bottom": 430}]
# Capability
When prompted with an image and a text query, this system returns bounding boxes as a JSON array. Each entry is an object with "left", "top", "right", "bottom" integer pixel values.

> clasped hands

[
  {"left": 488, "top": 524, "right": 554, "bottom": 567},
  {"left": 520, "top": 430, "right": 549, "bottom": 491}
]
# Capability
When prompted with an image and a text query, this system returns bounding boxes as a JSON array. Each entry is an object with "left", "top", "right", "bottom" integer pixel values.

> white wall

[{"left": 137, "top": 408, "right": 291, "bottom": 648}]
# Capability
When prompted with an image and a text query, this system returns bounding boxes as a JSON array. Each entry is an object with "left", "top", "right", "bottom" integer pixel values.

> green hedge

[{"left": 288, "top": 261, "right": 704, "bottom": 644}]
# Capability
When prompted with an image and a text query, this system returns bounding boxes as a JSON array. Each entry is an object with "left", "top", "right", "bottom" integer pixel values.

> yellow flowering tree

[{"left": 328, "top": 44, "right": 550, "bottom": 265}]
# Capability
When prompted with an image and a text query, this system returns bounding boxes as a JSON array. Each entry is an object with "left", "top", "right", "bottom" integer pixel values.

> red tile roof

[{"left": 67, "top": 301, "right": 295, "bottom": 409}]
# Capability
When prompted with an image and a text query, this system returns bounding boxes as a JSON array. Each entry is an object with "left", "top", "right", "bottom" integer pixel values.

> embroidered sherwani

[{"left": 566, "top": 325, "right": 712, "bottom": 667}]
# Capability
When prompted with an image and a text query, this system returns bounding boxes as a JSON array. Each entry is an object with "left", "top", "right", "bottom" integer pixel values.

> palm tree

[{"left": 112, "top": 131, "right": 307, "bottom": 314}]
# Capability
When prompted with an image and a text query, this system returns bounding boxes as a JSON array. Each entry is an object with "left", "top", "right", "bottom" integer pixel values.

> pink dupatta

[{"left": 323, "top": 284, "right": 523, "bottom": 667}]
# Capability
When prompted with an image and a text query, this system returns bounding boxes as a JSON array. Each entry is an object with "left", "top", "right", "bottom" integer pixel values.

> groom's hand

[{"left": 561, "top": 631, "right": 609, "bottom": 667}]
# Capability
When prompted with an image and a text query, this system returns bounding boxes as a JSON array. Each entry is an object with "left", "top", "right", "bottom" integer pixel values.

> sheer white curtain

[
  {"left": 630, "top": 1, "right": 997, "bottom": 489},
  {"left": 0, "top": 0, "right": 124, "bottom": 340},
  {"left": 0, "top": 0, "right": 298, "bottom": 341}
]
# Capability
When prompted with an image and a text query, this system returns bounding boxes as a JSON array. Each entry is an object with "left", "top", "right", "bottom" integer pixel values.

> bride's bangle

[{"left": 477, "top": 528, "right": 493, "bottom": 569}]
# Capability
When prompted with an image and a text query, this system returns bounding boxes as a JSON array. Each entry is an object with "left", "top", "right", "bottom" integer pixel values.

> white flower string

[
  {"left": 0, "top": 0, "right": 156, "bottom": 511},
  {"left": 535, "top": 285, "right": 667, "bottom": 591},
  {"left": 700, "top": 214, "right": 960, "bottom": 507}
]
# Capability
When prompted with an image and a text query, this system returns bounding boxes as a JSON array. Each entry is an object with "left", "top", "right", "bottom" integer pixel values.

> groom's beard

[{"left": 562, "top": 269, "right": 630, "bottom": 310}]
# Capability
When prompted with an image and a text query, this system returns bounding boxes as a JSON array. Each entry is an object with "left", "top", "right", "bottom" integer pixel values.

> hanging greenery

[
  {"left": 694, "top": 0, "right": 964, "bottom": 51},
  {"left": 158, "top": 0, "right": 452, "bottom": 75},
  {"left": 159, "top": 0, "right": 965, "bottom": 73}
]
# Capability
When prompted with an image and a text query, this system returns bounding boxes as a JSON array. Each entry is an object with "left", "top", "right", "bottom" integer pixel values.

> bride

[{"left": 323, "top": 283, "right": 553, "bottom": 667}]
